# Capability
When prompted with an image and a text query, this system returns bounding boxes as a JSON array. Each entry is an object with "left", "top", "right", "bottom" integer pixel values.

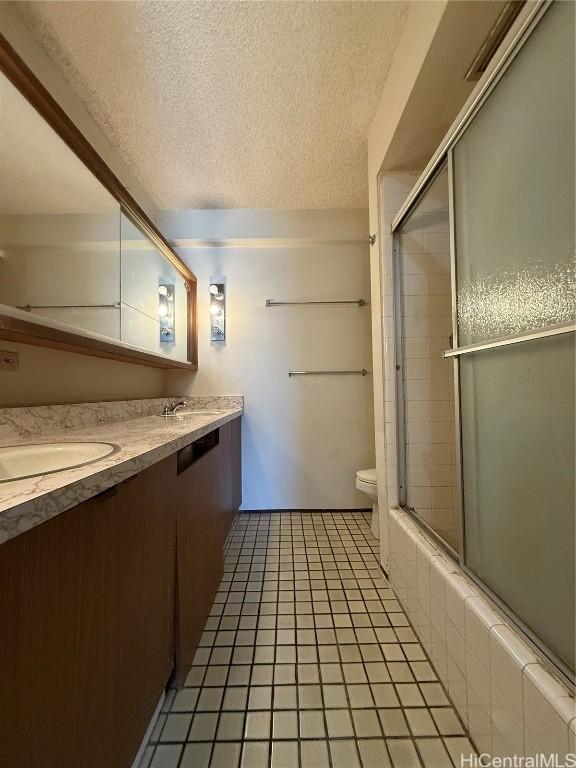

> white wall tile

[
  {"left": 490, "top": 625, "right": 537, "bottom": 713},
  {"left": 491, "top": 682, "right": 525, "bottom": 758},
  {"left": 446, "top": 618, "right": 466, "bottom": 673},
  {"left": 465, "top": 597, "right": 502, "bottom": 669},
  {"left": 523, "top": 664, "right": 575, "bottom": 757},
  {"left": 388, "top": 507, "right": 575, "bottom": 762},
  {"left": 445, "top": 574, "right": 475, "bottom": 635},
  {"left": 447, "top": 652, "right": 468, "bottom": 723},
  {"left": 466, "top": 645, "right": 492, "bottom": 753},
  {"left": 430, "top": 625, "right": 448, "bottom": 685}
]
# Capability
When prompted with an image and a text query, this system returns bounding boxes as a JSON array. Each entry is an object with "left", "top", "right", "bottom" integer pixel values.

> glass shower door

[
  {"left": 452, "top": 0, "right": 575, "bottom": 675},
  {"left": 458, "top": 336, "right": 575, "bottom": 672},
  {"left": 396, "top": 168, "right": 459, "bottom": 553}
]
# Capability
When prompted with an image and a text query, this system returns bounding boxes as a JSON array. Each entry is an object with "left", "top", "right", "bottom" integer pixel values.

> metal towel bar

[
  {"left": 443, "top": 322, "right": 576, "bottom": 358},
  {"left": 266, "top": 299, "right": 366, "bottom": 307},
  {"left": 288, "top": 369, "right": 369, "bottom": 377},
  {"left": 17, "top": 302, "right": 121, "bottom": 310}
]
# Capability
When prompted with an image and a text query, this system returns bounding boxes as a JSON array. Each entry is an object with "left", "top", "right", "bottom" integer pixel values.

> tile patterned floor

[{"left": 139, "top": 511, "right": 476, "bottom": 768}]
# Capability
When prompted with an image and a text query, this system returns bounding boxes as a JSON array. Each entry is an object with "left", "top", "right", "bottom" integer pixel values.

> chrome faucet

[{"left": 162, "top": 397, "right": 188, "bottom": 416}]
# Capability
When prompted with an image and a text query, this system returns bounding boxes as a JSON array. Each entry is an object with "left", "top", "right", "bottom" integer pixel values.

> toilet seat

[
  {"left": 356, "top": 468, "right": 377, "bottom": 486},
  {"left": 356, "top": 468, "right": 378, "bottom": 504}
]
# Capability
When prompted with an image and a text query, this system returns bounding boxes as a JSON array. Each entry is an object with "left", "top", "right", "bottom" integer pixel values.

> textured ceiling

[{"left": 12, "top": 0, "right": 408, "bottom": 210}]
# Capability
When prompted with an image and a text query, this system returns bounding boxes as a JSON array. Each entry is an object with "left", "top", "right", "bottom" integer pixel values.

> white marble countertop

[{"left": 0, "top": 407, "right": 242, "bottom": 545}]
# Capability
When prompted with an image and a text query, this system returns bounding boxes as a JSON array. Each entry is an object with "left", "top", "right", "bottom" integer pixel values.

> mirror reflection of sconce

[
  {"left": 159, "top": 283, "right": 175, "bottom": 343},
  {"left": 210, "top": 283, "right": 225, "bottom": 342}
]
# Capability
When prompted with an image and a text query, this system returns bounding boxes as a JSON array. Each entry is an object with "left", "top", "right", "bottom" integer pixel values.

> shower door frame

[
  {"left": 389, "top": 0, "right": 575, "bottom": 686},
  {"left": 392, "top": 160, "right": 458, "bottom": 560}
]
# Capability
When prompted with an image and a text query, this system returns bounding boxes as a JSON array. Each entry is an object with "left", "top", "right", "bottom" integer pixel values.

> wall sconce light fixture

[
  {"left": 210, "top": 282, "right": 225, "bottom": 341},
  {"left": 159, "top": 283, "right": 175, "bottom": 343}
]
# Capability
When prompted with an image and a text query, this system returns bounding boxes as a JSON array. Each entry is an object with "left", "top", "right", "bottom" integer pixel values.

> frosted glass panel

[
  {"left": 461, "top": 334, "right": 575, "bottom": 672},
  {"left": 453, "top": 0, "right": 575, "bottom": 345}
]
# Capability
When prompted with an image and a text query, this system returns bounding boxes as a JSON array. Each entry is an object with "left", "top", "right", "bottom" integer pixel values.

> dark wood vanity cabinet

[
  {"left": 0, "top": 455, "right": 177, "bottom": 768},
  {"left": 174, "top": 418, "right": 242, "bottom": 684},
  {"left": 0, "top": 417, "right": 241, "bottom": 768}
]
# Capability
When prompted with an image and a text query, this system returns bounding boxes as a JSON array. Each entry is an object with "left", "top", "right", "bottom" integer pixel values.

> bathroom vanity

[{"left": 0, "top": 402, "right": 242, "bottom": 768}]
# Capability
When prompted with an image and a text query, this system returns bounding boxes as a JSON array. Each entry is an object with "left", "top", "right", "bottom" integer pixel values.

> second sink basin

[{"left": 0, "top": 442, "right": 117, "bottom": 483}]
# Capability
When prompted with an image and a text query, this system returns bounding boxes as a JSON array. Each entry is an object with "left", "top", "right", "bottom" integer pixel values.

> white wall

[
  {"left": 0, "top": 341, "right": 165, "bottom": 406},
  {"left": 164, "top": 209, "right": 375, "bottom": 510}
]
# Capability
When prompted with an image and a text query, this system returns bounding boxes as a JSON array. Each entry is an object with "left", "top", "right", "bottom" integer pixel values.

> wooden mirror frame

[{"left": 0, "top": 34, "right": 198, "bottom": 370}]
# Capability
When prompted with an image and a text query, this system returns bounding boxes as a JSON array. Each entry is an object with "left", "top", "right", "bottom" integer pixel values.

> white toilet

[{"left": 356, "top": 468, "right": 379, "bottom": 539}]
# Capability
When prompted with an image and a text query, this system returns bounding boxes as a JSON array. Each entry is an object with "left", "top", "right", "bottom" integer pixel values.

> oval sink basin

[{"left": 0, "top": 442, "right": 117, "bottom": 483}]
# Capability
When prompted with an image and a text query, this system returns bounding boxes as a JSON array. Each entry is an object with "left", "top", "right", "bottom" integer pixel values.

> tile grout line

[{"left": 144, "top": 512, "right": 476, "bottom": 768}]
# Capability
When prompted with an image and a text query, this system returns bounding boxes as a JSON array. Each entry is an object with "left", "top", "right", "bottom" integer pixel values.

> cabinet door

[
  {"left": 0, "top": 456, "right": 176, "bottom": 768},
  {"left": 174, "top": 419, "right": 242, "bottom": 684},
  {"left": 216, "top": 417, "right": 242, "bottom": 547},
  {"left": 175, "top": 432, "right": 223, "bottom": 683},
  {"left": 230, "top": 416, "right": 242, "bottom": 517}
]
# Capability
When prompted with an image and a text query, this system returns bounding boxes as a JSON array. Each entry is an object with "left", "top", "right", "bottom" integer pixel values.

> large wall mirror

[{"left": 0, "top": 36, "right": 197, "bottom": 369}]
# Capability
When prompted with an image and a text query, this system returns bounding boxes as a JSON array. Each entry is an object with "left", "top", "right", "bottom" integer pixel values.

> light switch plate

[{"left": 0, "top": 350, "right": 20, "bottom": 371}]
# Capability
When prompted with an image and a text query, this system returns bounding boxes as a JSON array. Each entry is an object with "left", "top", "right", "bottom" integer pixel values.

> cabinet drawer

[{"left": 177, "top": 428, "right": 219, "bottom": 473}]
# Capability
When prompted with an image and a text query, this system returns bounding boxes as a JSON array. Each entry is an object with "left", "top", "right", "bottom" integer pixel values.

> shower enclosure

[{"left": 391, "top": 0, "right": 575, "bottom": 681}]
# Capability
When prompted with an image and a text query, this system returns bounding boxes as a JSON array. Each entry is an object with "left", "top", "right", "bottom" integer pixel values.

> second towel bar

[
  {"left": 266, "top": 299, "right": 367, "bottom": 307},
  {"left": 288, "top": 369, "right": 369, "bottom": 377}
]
